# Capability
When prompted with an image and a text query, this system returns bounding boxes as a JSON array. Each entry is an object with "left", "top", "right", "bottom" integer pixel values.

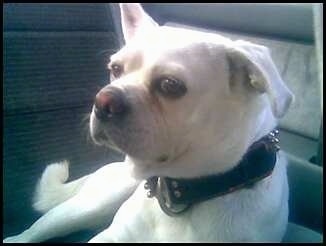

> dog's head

[{"left": 90, "top": 3, "right": 294, "bottom": 179}]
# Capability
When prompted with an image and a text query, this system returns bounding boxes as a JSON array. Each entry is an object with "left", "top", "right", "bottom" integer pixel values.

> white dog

[{"left": 4, "top": 3, "right": 294, "bottom": 243}]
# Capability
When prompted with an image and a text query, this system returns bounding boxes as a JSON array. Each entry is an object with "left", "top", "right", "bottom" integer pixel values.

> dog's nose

[{"left": 94, "top": 87, "right": 128, "bottom": 120}]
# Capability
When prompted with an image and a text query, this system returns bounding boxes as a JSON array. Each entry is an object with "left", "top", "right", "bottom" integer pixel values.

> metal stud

[
  {"left": 165, "top": 202, "right": 171, "bottom": 208},
  {"left": 144, "top": 182, "right": 150, "bottom": 190},
  {"left": 272, "top": 129, "right": 279, "bottom": 135},
  {"left": 272, "top": 143, "right": 281, "bottom": 152},
  {"left": 174, "top": 190, "right": 182, "bottom": 198},
  {"left": 147, "top": 190, "right": 155, "bottom": 198}
]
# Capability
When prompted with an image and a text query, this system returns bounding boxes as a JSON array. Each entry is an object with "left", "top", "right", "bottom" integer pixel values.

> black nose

[{"left": 94, "top": 87, "right": 128, "bottom": 120}]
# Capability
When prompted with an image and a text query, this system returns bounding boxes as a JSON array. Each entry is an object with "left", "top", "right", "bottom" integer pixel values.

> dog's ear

[
  {"left": 120, "top": 3, "right": 158, "bottom": 43},
  {"left": 226, "top": 40, "right": 294, "bottom": 118}
]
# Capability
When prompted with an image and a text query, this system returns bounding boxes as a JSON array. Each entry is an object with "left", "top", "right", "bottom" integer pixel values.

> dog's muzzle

[{"left": 94, "top": 86, "right": 129, "bottom": 121}]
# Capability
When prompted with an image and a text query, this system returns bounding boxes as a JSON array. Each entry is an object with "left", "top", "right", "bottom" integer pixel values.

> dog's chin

[
  {"left": 96, "top": 136, "right": 171, "bottom": 166},
  {"left": 90, "top": 114, "right": 172, "bottom": 166},
  {"left": 91, "top": 131, "right": 122, "bottom": 153},
  {"left": 90, "top": 129, "right": 147, "bottom": 160}
]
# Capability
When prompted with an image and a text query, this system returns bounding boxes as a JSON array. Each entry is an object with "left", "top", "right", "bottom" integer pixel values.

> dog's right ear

[{"left": 120, "top": 3, "right": 158, "bottom": 43}]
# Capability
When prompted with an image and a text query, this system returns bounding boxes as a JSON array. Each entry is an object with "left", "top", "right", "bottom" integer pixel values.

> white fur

[
  {"left": 4, "top": 3, "right": 293, "bottom": 243},
  {"left": 33, "top": 160, "right": 89, "bottom": 213},
  {"left": 4, "top": 161, "right": 139, "bottom": 243}
]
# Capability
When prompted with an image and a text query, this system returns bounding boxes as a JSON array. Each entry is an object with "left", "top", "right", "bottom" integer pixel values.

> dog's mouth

[
  {"left": 90, "top": 104, "right": 182, "bottom": 164},
  {"left": 92, "top": 130, "right": 124, "bottom": 153},
  {"left": 92, "top": 127, "right": 174, "bottom": 164},
  {"left": 90, "top": 113, "right": 123, "bottom": 152},
  {"left": 91, "top": 129, "right": 107, "bottom": 144}
]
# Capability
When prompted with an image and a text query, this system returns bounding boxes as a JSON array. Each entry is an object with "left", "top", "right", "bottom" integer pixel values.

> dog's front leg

[
  {"left": 88, "top": 182, "right": 155, "bottom": 243},
  {"left": 4, "top": 196, "right": 106, "bottom": 243},
  {"left": 4, "top": 162, "right": 140, "bottom": 243}
]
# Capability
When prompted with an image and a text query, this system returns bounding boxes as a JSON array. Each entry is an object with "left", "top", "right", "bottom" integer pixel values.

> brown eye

[
  {"left": 110, "top": 63, "right": 123, "bottom": 78},
  {"left": 157, "top": 77, "right": 187, "bottom": 98}
]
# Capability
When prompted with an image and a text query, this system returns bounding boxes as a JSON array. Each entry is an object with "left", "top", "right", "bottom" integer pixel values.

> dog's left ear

[
  {"left": 120, "top": 3, "right": 158, "bottom": 43},
  {"left": 227, "top": 40, "right": 294, "bottom": 118}
]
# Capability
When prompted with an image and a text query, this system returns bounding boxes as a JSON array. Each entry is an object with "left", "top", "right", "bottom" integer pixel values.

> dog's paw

[{"left": 3, "top": 234, "right": 27, "bottom": 243}]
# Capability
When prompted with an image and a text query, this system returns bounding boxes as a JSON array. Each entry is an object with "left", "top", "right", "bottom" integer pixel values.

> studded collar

[{"left": 144, "top": 129, "right": 280, "bottom": 216}]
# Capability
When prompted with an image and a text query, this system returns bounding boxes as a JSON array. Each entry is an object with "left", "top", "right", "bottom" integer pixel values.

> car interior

[{"left": 3, "top": 3, "right": 323, "bottom": 242}]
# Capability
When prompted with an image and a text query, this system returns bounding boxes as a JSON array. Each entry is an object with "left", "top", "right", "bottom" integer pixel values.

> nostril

[
  {"left": 95, "top": 91, "right": 112, "bottom": 112},
  {"left": 94, "top": 88, "right": 128, "bottom": 120}
]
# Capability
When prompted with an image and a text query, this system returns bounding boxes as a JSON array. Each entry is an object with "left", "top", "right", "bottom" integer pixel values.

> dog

[{"left": 4, "top": 3, "right": 294, "bottom": 243}]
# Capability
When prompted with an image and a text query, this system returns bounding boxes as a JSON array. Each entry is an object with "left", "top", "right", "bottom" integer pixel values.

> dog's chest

[{"left": 112, "top": 176, "right": 286, "bottom": 242}]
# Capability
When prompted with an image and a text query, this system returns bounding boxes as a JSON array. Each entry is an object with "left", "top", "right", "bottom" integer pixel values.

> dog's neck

[{"left": 143, "top": 129, "right": 280, "bottom": 216}]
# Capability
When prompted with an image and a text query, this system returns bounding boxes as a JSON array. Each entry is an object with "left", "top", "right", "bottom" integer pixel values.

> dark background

[{"left": 3, "top": 3, "right": 124, "bottom": 241}]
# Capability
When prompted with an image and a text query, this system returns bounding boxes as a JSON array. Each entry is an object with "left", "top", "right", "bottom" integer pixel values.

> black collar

[{"left": 144, "top": 129, "right": 280, "bottom": 216}]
